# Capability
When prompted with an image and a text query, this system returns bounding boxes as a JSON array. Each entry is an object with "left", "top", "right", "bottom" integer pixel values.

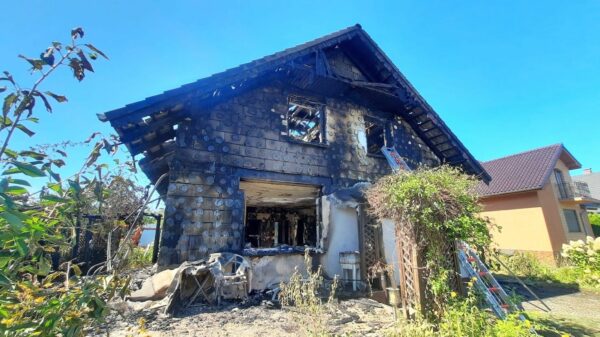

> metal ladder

[{"left": 457, "top": 242, "right": 518, "bottom": 319}]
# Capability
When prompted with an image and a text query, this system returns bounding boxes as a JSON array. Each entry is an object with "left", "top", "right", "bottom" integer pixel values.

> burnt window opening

[
  {"left": 241, "top": 180, "right": 320, "bottom": 249},
  {"left": 245, "top": 206, "right": 318, "bottom": 248},
  {"left": 365, "top": 119, "right": 386, "bottom": 155},
  {"left": 287, "top": 96, "right": 325, "bottom": 144}
]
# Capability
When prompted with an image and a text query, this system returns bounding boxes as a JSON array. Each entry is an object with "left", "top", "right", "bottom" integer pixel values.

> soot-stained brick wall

[{"left": 157, "top": 84, "right": 440, "bottom": 265}]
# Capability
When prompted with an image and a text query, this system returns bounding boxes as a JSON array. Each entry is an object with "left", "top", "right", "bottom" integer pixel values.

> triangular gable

[{"left": 99, "top": 24, "right": 490, "bottom": 184}]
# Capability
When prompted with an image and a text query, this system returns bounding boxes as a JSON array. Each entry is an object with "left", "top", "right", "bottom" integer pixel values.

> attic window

[
  {"left": 365, "top": 118, "right": 385, "bottom": 155},
  {"left": 287, "top": 96, "right": 324, "bottom": 144}
]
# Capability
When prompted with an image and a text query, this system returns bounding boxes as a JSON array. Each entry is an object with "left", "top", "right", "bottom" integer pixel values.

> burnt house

[{"left": 99, "top": 25, "right": 489, "bottom": 288}]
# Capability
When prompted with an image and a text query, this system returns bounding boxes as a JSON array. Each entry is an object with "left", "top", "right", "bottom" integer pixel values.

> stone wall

[{"left": 157, "top": 83, "right": 440, "bottom": 265}]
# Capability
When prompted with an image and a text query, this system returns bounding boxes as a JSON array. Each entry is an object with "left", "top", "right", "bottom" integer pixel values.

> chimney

[{"left": 583, "top": 168, "right": 592, "bottom": 175}]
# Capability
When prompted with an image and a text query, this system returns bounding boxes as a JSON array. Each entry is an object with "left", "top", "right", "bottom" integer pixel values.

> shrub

[
  {"left": 589, "top": 213, "right": 600, "bottom": 236},
  {"left": 560, "top": 237, "right": 600, "bottom": 288},
  {"left": 366, "top": 165, "right": 493, "bottom": 317}
]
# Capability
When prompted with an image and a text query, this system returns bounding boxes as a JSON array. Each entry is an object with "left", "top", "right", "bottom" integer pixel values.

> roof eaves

[{"left": 100, "top": 24, "right": 363, "bottom": 122}]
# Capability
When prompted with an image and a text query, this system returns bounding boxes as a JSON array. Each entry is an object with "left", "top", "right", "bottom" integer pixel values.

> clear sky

[{"left": 2, "top": 0, "right": 599, "bottom": 184}]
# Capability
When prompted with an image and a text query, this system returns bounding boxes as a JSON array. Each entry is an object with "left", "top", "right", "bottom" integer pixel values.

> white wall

[
  {"left": 319, "top": 197, "right": 360, "bottom": 278},
  {"left": 381, "top": 218, "right": 400, "bottom": 287},
  {"left": 248, "top": 254, "right": 306, "bottom": 290}
]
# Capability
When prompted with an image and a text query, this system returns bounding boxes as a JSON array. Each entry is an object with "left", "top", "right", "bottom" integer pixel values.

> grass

[{"left": 491, "top": 252, "right": 600, "bottom": 294}]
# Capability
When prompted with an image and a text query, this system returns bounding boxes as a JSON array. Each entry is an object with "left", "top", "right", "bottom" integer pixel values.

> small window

[
  {"left": 554, "top": 169, "right": 569, "bottom": 199},
  {"left": 365, "top": 119, "right": 385, "bottom": 155},
  {"left": 563, "top": 209, "right": 581, "bottom": 233},
  {"left": 287, "top": 96, "right": 324, "bottom": 144}
]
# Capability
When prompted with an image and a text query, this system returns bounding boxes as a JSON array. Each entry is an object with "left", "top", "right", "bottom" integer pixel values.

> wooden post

[
  {"left": 357, "top": 204, "right": 368, "bottom": 285},
  {"left": 395, "top": 224, "right": 410, "bottom": 319}
]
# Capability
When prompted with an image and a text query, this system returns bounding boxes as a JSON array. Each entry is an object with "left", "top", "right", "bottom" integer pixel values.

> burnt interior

[
  {"left": 365, "top": 119, "right": 385, "bottom": 155},
  {"left": 241, "top": 180, "right": 320, "bottom": 249},
  {"left": 287, "top": 96, "right": 323, "bottom": 144},
  {"left": 245, "top": 206, "right": 317, "bottom": 248}
]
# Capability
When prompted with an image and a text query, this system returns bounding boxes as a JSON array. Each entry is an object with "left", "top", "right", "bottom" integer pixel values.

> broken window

[
  {"left": 241, "top": 180, "right": 320, "bottom": 249},
  {"left": 365, "top": 118, "right": 386, "bottom": 155},
  {"left": 287, "top": 96, "right": 324, "bottom": 144}
]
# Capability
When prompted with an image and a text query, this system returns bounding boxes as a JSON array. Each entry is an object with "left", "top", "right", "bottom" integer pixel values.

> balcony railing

[{"left": 555, "top": 181, "right": 592, "bottom": 200}]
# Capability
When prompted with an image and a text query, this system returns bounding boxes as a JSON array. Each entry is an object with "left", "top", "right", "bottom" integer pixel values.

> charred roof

[{"left": 99, "top": 24, "right": 490, "bottom": 185}]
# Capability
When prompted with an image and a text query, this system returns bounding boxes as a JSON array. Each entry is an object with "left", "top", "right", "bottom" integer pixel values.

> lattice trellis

[
  {"left": 396, "top": 223, "right": 422, "bottom": 317},
  {"left": 363, "top": 217, "right": 381, "bottom": 269},
  {"left": 395, "top": 223, "right": 461, "bottom": 318}
]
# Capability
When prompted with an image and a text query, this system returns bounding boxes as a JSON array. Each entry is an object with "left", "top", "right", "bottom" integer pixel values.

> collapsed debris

[{"left": 128, "top": 252, "right": 252, "bottom": 314}]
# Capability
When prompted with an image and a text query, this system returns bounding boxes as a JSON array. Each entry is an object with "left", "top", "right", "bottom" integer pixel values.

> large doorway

[{"left": 240, "top": 180, "right": 321, "bottom": 249}]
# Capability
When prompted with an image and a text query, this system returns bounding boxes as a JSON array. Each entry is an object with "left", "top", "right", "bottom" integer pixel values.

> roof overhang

[{"left": 99, "top": 25, "right": 491, "bottom": 188}]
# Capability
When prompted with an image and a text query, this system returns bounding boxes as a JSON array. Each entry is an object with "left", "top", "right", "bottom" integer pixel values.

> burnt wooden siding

[{"left": 158, "top": 82, "right": 440, "bottom": 265}]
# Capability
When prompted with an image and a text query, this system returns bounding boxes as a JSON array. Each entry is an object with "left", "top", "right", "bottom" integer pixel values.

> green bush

[
  {"left": 560, "top": 237, "right": 600, "bottom": 288},
  {"left": 589, "top": 213, "right": 600, "bottom": 236},
  {"left": 367, "top": 166, "right": 493, "bottom": 317},
  {"left": 126, "top": 245, "right": 153, "bottom": 268}
]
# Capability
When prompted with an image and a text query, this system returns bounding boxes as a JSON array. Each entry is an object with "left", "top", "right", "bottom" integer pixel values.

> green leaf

[
  {"left": 33, "top": 90, "right": 52, "bottom": 112},
  {"left": 18, "top": 54, "right": 44, "bottom": 70},
  {"left": 47, "top": 183, "right": 62, "bottom": 193},
  {"left": 68, "top": 180, "right": 81, "bottom": 194},
  {"left": 45, "top": 91, "right": 68, "bottom": 103},
  {"left": 85, "top": 44, "right": 109, "bottom": 60},
  {"left": 3, "top": 93, "right": 17, "bottom": 114},
  {"left": 1, "top": 211, "right": 23, "bottom": 229},
  {"left": 15, "top": 124, "right": 35, "bottom": 137},
  {"left": 3, "top": 148, "right": 17, "bottom": 159},
  {"left": 0, "top": 178, "right": 7, "bottom": 193},
  {"left": 12, "top": 161, "right": 46, "bottom": 177},
  {"left": 19, "top": 150, "right": 46, "bottom": 160},
  {"left": 14, "top": 238, "right": 28, "bottom": 256},
  {"left": 9, "top": 178, "right": 30, "bottom": 186},
  {"left": 5, "top": 186, "right": 27, "bottom": 195},
  {"left": 77, "top": 50, "right": 94, "bottom": 72},
  {"left": 0, "top": 270, "right": 11, "bottom": 287},
  {"left": 71, "top": 264, "right": 82, "bottom": 276},
  {"left": 69, "top": 58, "right": 84, "bottom": 81},
  {"left": 2, "top": 167, "right": 20, "bottom": 175},
  {"left": 27, "top": 117, "right": 39, "bottom": 123},
  {"left": 1, "top": 116, "right": 13, "bottom": 127},
  {"left": 52, "top": 159, "right": 65, "bottom": 167},
  {"left": 71, "top": 27, "right": 84, "bottom": 39},
  {"left": 41, "top": 194, "right": 67, "bottom": 203}
]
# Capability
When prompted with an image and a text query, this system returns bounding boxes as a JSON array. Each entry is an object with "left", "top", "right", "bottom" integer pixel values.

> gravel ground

[{"left": 92, "top": 296, "right": 397, "bottom": 337}]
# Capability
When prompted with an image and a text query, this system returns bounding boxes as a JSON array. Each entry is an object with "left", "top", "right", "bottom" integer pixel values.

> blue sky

[{"left": 2, "top": 0, "right": 599, "bottom": 184}]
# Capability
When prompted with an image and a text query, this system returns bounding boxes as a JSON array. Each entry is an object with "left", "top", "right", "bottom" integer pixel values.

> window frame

[
  {"left": 364, "top": 115, "right": 389, "bottom": 157},
  {"left": 285, "top": 95, "right": 327, "bottom": 146},
  {"left": 563, "top": 209, "right": 582, "bottom": 233}
]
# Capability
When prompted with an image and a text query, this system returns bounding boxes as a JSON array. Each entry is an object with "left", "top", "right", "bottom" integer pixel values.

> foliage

[
  {"left": 493, "top": 251, "right": 600, "bottom": 292},
  {"left": 126, "top": 245, "right": 153, "bottom": 269},
  {"left": 588, "top": 213, "right": 600, "bottom": 236},
  {"left": 385, "top": 287, "right": 562, "bottom": 337},
  {"left": 366, "top": 165, "right": 493, "bottom": 316},
  {"left": 0, "top": 28, "right": 143, "bottom": 336},
  {"left": 279, "top": 252, "right": 338, "bottom": 337},
  {"left": 560, "top": 237, "right": 600, "bottom": 288}
]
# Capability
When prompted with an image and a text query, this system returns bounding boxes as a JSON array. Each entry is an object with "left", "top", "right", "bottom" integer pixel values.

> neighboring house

[
  {"left": 573, "top": 169, "right": 600, "bottom": 214},
  {"left": 99, "top": 25, "right": 489, "bottom": 288},
  {"left": 477, "top": 144, "right": 597, "bottom": 263}
]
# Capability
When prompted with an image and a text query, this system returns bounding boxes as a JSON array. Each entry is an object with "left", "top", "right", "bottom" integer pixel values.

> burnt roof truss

[{"left": 99, "top": 25, "right": 490, "bottom": 186}]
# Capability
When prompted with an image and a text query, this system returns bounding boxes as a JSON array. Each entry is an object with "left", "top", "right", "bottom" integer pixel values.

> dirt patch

[{"left": 91, "top": 297, "right": 397, "bottom": 337}]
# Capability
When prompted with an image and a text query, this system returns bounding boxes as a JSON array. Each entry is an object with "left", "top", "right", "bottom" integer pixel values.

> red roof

[{"left": 477, "top": 144, "right": 581, "bottom": 197}]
